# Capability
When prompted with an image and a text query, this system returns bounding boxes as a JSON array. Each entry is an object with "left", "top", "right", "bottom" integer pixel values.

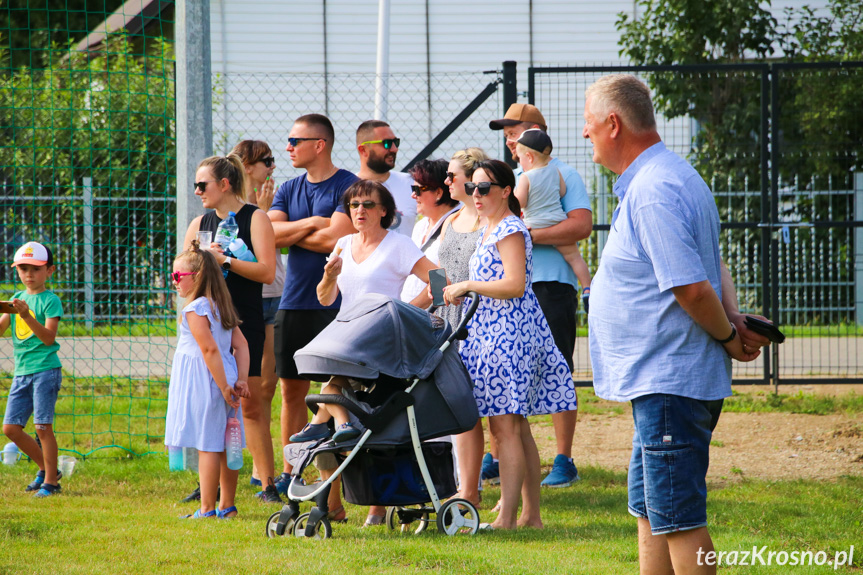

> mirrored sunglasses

[
  {"left": 288, "top": 137, "right": 325, "bottom": 147},
  {"left": 360, "top": 138, "right": 400, "bottom": 150}
]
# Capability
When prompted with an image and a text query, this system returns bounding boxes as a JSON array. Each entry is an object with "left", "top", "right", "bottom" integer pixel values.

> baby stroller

[{"left": 264, "top": 293, "right": 481, "bottom": 539}]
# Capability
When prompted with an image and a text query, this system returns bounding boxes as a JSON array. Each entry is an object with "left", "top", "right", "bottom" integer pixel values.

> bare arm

[
  {"left": 444, "top": 232, "right": 526, "bottom": 303},
  {"left": 406, "top": 257, "right": 438, "bottom": 308},
  {"left": 529, "top": 208, "right": 592, "bottom": 246},
  {"left": 720, "top": 261, "right": 771, "bottom": 349},
  {"left": 671, "top": 280, "right": 759, "bottom": 362},
  {"left": 208, "top": 210, "right": 277, "bottom": 284},
  {"left": 187, "top": 311, "right": 240, "bottom": 408},
  {"left": 0, "top": 313, "right": 10, "bottom": 337},
  {"left": 230, "top": 326, "right": 251, "bottom": 399},
  {"left": 296, "top": 211, "right": 356, "bottom": 254},
  {"left": 514, "top": 174, "right": 530, "bottom": 210},
  {"left": 267, "top": 209, "right": 329, "bottom": 249},
  {"left": 316, "top": 252, "right": 342, "bottom": 307},
  {"left": 182, "top": 215, "right": 203, "bottom": 249},
  {"left": 10, "top": 299, "right": 59, "bottom": 346}
]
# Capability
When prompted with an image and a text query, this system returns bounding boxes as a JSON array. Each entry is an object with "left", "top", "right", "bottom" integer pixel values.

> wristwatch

[
  {"left": 222, "top": 256, "right": 232, "bottom": 271},
  {"left": 714, "top": 324, "right": 737, "bottom": 344}
]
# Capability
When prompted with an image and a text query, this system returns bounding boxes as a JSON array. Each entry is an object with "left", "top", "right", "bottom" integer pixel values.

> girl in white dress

[{"left": 165, "top": 242, "right": 251, "bottom": 519}]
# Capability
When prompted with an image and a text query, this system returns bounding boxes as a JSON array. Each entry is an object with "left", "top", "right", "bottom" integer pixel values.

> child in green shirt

[{"left": 1, "top": 242, "right": 64, "bottom": 497}]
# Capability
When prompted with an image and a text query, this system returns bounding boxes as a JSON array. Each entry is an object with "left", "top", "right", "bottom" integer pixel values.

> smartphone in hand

[
  {"left": 744, "top": 316, "right": 785, "bottom": 344},
  {"left": 0, "top": 301, "right": 17, "bottom": 314},
  {"left": 428, "top": 268, "right": 447, "bottom": 307}
]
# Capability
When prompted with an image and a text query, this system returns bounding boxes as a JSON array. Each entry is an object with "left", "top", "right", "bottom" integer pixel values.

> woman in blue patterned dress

[{"left": 442, "top": 160, "right": 577, "bottom": 530}]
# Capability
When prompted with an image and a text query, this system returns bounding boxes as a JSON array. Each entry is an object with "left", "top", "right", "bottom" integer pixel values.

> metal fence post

[
  {"left": 502, "top": 61, "right": 517, "bottom": 168},
  {"left": 855, "top": 172, "right": 863, "bottom": 325},
  {"left": 175, "top": 0, "right": 212, "bottom": 258},
  {"left": 83, "top": 178, "right": 94, "bottom": 329}
]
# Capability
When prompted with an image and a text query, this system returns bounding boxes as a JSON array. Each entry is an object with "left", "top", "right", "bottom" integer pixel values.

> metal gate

[{"left": 526, "top": 62, "right": 863, "bottom": 386}]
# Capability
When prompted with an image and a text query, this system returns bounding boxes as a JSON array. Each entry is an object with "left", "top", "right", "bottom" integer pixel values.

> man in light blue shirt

[
  {"left": 585, "top": 75, "right": 768, "bottom": 574},
  {"left": 488, "top": 103, "right": 592, "bottom": 488}
]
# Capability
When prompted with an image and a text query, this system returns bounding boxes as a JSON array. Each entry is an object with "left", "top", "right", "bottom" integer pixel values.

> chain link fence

[
  {"left": 530, "top": 63, "right": 863, "bottom": 383},
  {"left": 0, "top": 28, "right": 175, "bottom": 456},
  {"left": 213, "top": 70, "right": 506, "bottom": 179}
]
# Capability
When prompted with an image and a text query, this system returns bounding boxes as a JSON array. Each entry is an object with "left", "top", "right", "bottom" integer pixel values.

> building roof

[{"left": 75, "top": 0, "right": 173, "bottom": 53}]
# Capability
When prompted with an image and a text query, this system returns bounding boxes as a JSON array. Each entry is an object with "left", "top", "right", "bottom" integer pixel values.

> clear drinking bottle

[{"left": 225, "top": 407, "right": 243, "bottom": 471}]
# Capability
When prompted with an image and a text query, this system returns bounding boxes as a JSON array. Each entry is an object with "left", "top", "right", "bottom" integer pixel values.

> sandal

[
  {"left": 217, "top": 505, "right": 238, "bottom": 519},
  {"left": 33, "top": 483, "right": 61, "bottom": 498},
  {"left": 327, "top": 505, "right": 348, "bottom": 524},
  {"left": 181, "top": 509, "right": 217, "bottom": 519},
  {"left": 26, "top": 469, "right": 62, "bottom": 492},
  {"left": 362, "top": 513, "right": 385, "bottom": 527}
]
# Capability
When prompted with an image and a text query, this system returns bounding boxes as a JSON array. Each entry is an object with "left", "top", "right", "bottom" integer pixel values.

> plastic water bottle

[
  {"left": 225, "top": 407, "right": 243, "bottom": 471},
  {"left": 168, "top": 446, "right": 184, "bottom": 472},
  {"left": 227, "top": 238, "right": 257, "bottom": 262},
  {"left": 183, "top": 447, "right": 199, "bottom": 472},
  {"left": 215, "top": 211, "right": 239, "bottom": 250}
]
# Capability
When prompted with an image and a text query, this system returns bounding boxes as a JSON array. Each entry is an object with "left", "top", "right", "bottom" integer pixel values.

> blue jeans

[
  {"left": 261, "top": 296, "right": 280, "bottom": 326},
  {"left": 3, "top": 368, "right": 63, "bottom": 427},
  {"left": 627, "top": 393, "right": 723, "bottom": 534}
]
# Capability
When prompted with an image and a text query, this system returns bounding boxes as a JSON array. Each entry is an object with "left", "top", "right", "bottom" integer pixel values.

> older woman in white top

[
  {"left": 399, "top": 159, "right": 460, "bottom": 305},
  {"left": 317, "top": 180, "right": 438, "bottom": 309},
  {"left": 309, "top": 179, "right": 439, "bottom": 526}
]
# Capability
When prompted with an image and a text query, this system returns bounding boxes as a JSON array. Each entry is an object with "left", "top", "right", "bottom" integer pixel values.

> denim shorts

[
  {"left": 3, "top": 368, "right": 63, "bottom": 427},
  {"left": 261, "top": 296, "right": 280, "bottom": 326},
  {"left": 627, "top": 393, "right": 723, "bottom": 535}
]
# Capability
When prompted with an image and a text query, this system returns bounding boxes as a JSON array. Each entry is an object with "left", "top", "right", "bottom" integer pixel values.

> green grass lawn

[
  {"left": 1, "top": 387, "right": 861, "bottom": 573},
  {"left": 0, "top": 457, "right": 860, "bottom": 574}
]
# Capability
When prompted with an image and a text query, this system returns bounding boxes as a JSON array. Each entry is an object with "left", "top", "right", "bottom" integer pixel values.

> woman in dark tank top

[{"left": 182, "top": 154, "right": 280, "bottom": 504}]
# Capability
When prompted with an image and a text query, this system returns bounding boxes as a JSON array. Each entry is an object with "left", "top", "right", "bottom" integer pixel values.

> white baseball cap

[{"left": 12, "top": 242, "right": 53, "bottom": 267}]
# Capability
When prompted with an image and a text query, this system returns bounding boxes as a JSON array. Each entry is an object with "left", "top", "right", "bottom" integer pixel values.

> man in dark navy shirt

[{"left": 267, "top": 114, "right": 357, "bottom": 510}]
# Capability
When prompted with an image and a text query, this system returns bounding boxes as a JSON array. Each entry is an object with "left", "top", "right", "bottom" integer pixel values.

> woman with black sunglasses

[
  {"left": 182, "top": 154, "right": 280, "bottom": 503},
  {"left": 442, "top": 159, "right": 577, "bottom": 530},
  {"left": 399, "top": 159, "right": 460, "bottom": 305},
  {"left": 230, "top": 140, "right": 289, "bottom": 492}
]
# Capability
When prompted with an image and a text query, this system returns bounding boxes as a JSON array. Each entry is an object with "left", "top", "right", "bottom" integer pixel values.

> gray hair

[{"left": 585, "top": 75, "right": 656, "bottom": 134}]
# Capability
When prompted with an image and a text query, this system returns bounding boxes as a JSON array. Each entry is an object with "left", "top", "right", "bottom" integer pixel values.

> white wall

[
  {"left": 210, "top": 0, "right": 635, "bottom": 73},
  {"left": 208, "top": 0, "right": 830, "bottom": 181}
]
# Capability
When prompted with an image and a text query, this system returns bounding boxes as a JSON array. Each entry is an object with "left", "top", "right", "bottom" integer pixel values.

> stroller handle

[{"left": 445, "top": 291, "right": 480, "bottom": 344}]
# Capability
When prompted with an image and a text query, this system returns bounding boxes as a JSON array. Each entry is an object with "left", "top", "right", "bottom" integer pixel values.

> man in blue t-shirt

[
  {"left": 488, "top": 103, "right": 593, "bottom": 488},
  {"left": 267, "top": 114, "right": 357, "bottom": 511}
]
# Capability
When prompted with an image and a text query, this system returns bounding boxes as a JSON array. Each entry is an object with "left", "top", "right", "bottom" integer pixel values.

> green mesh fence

[{"left": 0, "top": 3, "right": 176, "bottom": 457}]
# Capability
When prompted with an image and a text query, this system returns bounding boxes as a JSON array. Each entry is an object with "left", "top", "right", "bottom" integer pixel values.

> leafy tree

[
  {"left": 1, "top": 0, "right": 128, "bottom": 71},
  {"left": 0, "top": 31, "right": 175, "bottom": 317},
  {"left": 616, "top": 0, "right": 863, "bottom": 185},
  {"left": 616, "top": 0, "right": 863, "bottom": 324}
]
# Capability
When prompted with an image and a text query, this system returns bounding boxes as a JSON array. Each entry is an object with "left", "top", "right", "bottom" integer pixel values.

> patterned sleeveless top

[{"left": 435, "top": 217, "right": 482, "bottom": 331}]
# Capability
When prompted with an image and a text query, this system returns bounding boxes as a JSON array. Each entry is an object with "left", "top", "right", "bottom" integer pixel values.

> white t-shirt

[
  {"left": 381, "top": 171, "right": 417, "bottom": 237},
  {"left": 333, "top": 231, "right": 425, "bottom": 311},
  {"left": 400, "top": 206, "right": 460, "bottom": 303}
]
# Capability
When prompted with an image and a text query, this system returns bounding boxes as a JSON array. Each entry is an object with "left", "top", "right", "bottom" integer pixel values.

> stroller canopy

[{"left": 294, "top": 294, "right": 451, "bottom": 381}]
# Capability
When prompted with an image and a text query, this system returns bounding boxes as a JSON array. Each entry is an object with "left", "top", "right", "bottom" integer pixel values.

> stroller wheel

[
  {"left": 292, "top": 512, "right": 333, "bottom": 540},
  {"left": 265, "top": 511, "right": 294, "bottom": 538},
  {"left": 386, "top": 506, "right": 430, "bottom": 535},
  {"left": 436, "top": 498, "right": 480, "bottom": 536}
]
